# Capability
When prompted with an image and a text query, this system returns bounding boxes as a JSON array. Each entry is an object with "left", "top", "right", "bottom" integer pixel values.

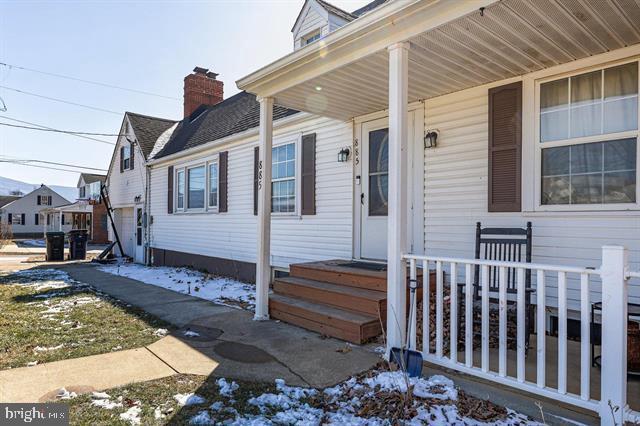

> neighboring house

[
  {"left": 105, "top": 110, "right": 177, "bottom": 262},
  {"left": 108, "top": 1, "right": 640, "bottom": 422},
  {"left": 41, "top": 173, "right": 110, "bottom": 243},
  {"left": 0, "top": 185, "right": 70, "bottom": 237},
  {"left": 0, "top": 195, "right": 21, "bottom": 226}
]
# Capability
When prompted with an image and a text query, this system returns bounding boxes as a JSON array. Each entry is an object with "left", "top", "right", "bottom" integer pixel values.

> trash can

[
  {"left": 45, "top": 232, "right": 65, "bottom": 261},
  {"left": 68, "top": 229, "right": 89, "bottom": 260}
]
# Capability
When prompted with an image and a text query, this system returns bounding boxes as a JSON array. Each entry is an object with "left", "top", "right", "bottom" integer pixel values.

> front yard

[
  {"left": 67, "top": 363, "right": 534, "bottom": 425},
  {"left": 0, "top": 267, "right": 172, "bottom": 369}
]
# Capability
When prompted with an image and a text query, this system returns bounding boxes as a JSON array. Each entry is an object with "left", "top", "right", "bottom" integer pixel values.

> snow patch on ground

[
  {"left": 183, "top": 330, "right": 200, "bottom": 337},
  {"left": 8, "top": 269, "right": 73, "bottom": 290},
  {"left": 174, "top": 393, "right": 207, "bottom": 406},
  {"left": 21, "top": 239, "right": 46, "bottom": 247},
  {"left": 98, "top": 264, "right": 255, "bottom": 310},
  {"left": 119, "top": 404, "right": 142, "bottom": 425},
  {"left": 216, "top": 378, "right": 239, "bottom": 397}
]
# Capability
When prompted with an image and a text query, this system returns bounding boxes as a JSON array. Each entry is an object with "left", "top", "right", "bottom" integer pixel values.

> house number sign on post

[{"left": 258, "top": 160, "right": 263, "bottom": 190}]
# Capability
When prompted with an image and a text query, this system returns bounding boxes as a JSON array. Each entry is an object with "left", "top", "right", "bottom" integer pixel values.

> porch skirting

[{"left": 150, "top": 247, "right": 256, "bottom": 284}]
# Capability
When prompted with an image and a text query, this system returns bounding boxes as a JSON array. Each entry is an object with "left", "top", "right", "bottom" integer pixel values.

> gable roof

[
  {"left": 0, "top": 195, "right": 20, "bottom": 209},
  {"left": 316, "top": 0, "right": 356, "bottom": 22},
  {"left": 352, "top": 0, "right": 388, "bottom": 17},
  {"left": 292, "top": 0, "right": 356, "bottom": 33},
  {"left": 126, "top": 112, "right": 177, "bottom": 159},
  {"left": 154, "top": 91, "right": 299, "bottom": 159},
  {"left": 79, "top": 173, "right": 106, "bottom": 185}
]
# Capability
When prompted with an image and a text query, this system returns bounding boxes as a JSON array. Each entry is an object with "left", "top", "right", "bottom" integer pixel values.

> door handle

[{"left": 361, "top": 193, "right": 365, "bottom": 205}]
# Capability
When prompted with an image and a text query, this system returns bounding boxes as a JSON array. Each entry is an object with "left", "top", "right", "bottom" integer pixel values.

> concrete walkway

[{"left": 0, "top": 263, "right": 381, "bottom": 402}]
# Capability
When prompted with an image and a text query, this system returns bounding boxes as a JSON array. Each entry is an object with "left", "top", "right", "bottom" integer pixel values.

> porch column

[
  {"left": 255, "top": 96, "right": 274, "bottom": 320},
  {"left": 58, "top": 211, "right": 62, "bottom": 231},
  {"left": 386, "top": 42, "right": 410, "bottom": 352}
]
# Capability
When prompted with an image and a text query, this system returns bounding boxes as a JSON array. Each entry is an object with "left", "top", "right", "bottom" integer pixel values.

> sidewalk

[{"left": 0, "top": 263, "right": 381, "bottom": 403}]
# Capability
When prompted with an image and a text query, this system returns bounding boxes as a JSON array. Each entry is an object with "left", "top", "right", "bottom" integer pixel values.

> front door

[
  {"left": 360, "top": 118, "right": 389, "bottom": 260},
  {"left": 134, "top": 207, "right": 144, "bottom": 263}
]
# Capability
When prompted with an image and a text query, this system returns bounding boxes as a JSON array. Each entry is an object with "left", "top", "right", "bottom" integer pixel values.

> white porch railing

[{"left": 403, "top": 246, "right": 638, "bottom": 426}]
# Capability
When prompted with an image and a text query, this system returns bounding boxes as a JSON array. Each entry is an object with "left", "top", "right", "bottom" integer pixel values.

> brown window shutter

[
  {"left": 488, "top": 81, "right": 522, "bottom": 212},
  {"left": 167, "top": 166, "right": 174, "bottom": 214},
  {"left": 130, "top": 143, "right": 135, "bottom": 170},
  {"left": 8, "top": 213, "right": 11, "bottom": 224},
  {"left": 301, "top": 133, "right": 316, "bottom": 215},
  {"left": 219, "top": 151, "right": 228, "bottom": 212},
  {"left": 120, "top": 147, "right": 124, "bottom": 173},
  {"left": 37, "top": 195, "right": 41, "bottom": 205},
  {"left": 253, "top": 146, "right": 259, "bottom": 216},
  {"left": 34, "top": 213, "right": 39, "bottom": 225},
  {"left": 21, "top": 213, "right": 25, "bottom": 225},
  {"left": 49, "top": 196, "right": 52, "bottom": 205}
]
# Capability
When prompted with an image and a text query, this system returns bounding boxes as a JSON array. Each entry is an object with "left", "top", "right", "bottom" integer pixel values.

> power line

[
  {"left": 0, "top": 115, "right": 116, "bottom": 145},
  {"left": 0, "top": 62, "right": 179, "bottom": 101},
  {"left": 0, "top": 156, "right": 107, "bottom": 172},
  {"left": 0, "top": 121, "right": 121, "bottom": 138},
  {"left": 0, "top": 85, "right": 122, "bottom": 116},
  {"left": 0, "top": 160, "right": 96, "bottom": 174}
]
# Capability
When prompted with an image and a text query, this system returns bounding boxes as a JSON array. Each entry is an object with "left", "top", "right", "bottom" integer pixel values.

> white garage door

[{"left": 118, "top": 208, "right": 135, "bottom": 258}]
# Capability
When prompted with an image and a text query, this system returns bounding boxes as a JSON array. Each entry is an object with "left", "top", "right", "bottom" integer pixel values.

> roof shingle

[
  {"left": 126, "top": 113, "right": 177, "bottom": 159},
  {"left": 154, "top": 91, "right": 299, "bottom": 159}
]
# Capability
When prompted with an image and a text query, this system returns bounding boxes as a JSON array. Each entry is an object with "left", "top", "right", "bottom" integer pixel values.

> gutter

[{"left": 146, "top": 111, "right": 314, "bottom": 167}]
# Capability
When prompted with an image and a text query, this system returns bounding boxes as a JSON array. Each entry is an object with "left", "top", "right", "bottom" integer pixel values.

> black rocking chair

[{"left": 457, "top": 222, "right": 534, "bottom": 354}]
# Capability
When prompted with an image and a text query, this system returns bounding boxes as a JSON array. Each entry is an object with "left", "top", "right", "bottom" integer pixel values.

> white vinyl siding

[
  {"left": 149, "top": 116, "right": 352, "bottom": 268},
  {"left": 424, "top": 83, "right": 640, "bottom": 311},
  {"left": 106, "top": 131, "right": 146, "bottom": 209}
]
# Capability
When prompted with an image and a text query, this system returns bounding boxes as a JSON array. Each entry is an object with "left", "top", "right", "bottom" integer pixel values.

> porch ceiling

[{"left": 264, "top": 0, "right": 640, "bottom": 121}]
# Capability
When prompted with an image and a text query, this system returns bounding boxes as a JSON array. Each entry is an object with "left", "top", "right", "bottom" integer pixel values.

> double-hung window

[
  {"left": 187, "top": 166, "right": 205, "bottom": 209},
  {"left": 123, "top": 146, "right": 131, "bottom": 170},
  {"left": 271, "top": 142, "right": 296, "bottom": 213},
  {"left": 538, "top": 61, "right": 638, "bottom": 207},
  {"left": 208, "top": 162, "right": 219, "bottom": 209},
  {"left": 176, "top": 170, "right": 185, "bottom": 210}
]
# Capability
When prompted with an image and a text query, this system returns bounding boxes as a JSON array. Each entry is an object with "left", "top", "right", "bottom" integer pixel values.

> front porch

[{"left": 238, "top": 0, "right": 640, "bottom": 423}]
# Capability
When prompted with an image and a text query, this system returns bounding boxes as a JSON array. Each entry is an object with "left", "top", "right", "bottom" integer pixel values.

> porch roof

[{"left": 237, "top": 0, "right": 640, "bottom": 121}]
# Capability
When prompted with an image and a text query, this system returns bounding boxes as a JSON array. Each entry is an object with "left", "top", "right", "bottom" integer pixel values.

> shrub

[{"left": 0, "top": 222, "right": 12, "bottom": 249}]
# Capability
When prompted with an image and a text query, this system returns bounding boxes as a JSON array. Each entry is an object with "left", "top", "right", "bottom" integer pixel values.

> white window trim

[
  {"left": 302, "top": 29, "right": 321, "bottom": 45},
  {"left": 173, "top": 153, "right": 220, "bottom": 214},
  {"left": 533, "top": 58, "right": 640, "bottom": 212},
  {"left": 271, "top": 134, "right": 302, "bottom": 217}
]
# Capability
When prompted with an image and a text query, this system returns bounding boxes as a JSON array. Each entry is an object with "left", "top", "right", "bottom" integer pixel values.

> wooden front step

[
  {"left": 269, "top": 294, "right": 381, "bottom": 344},
  {"left": 290, "top": 260, "right": 388, "bottom": 291},
  {"left": 274, "top": 276, "right": 386, "bottom": 317}
]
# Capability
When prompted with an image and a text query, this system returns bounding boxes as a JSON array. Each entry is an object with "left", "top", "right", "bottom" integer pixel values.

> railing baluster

[
  {"left": 516, "top": 267, "right": 525, "bottom": 383},
  {"left": 450, "top": 262, "right": 458, "bottom": 363},
  {"left": 580, "top": 273, "right": 590, "bottom": 401},
  {"left": 558, "top": 271, "right": 567, "bottom": 395},
  {"left": 481, "top": 264, "right": 489, "bottom": 373},
  {"left": 423, "top": 260, "right": 429, "bottom": 356},
  {"left": 409, "top": 258, "right": 417, "bottom": 350},
  {"left": 436, "top": 261, "right": 444, "bottom": 358},
  {"left": 498, "top": 266, "right": 507, "bottom": 377},
  {"left": 537, "top": 270, "right": 546, "bottom": 388},
  {"left": 465, "top": 263, "right": 473, "bottom": 368}
]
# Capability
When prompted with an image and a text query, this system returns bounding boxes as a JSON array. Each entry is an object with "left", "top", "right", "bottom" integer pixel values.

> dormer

[{"left": 292, "top": 0, "right": 356, "bottom": 51}]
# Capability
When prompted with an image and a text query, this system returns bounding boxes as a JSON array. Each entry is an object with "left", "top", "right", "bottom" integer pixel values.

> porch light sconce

[
  {"left": 424, "top": 130, "right": 439, "bottom": 149},
  {"left": 338, "top": 147, "right": 351, "bottom": 163}
]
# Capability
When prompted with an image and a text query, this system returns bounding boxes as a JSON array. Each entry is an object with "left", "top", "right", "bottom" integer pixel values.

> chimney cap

[
  {"left": 206, "top": 71, "right": 219, "bottom": 79},
  {"left": 193, "top": 66, "right": 209, "bottom": 74}
]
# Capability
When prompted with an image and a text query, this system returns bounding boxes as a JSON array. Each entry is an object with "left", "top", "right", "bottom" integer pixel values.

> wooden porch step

[
  {"left": 273, "top": 276, "right": 386, "bottom": 317},
  {"left": 290, "top": 260, "right": 388, "bottom": 291},
  {"left": 269, "top": 294, "right": 382, "bottom": 344}
]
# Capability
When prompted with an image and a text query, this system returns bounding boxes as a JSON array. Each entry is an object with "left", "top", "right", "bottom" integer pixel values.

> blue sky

[{"left": 0, "top": 0, "right": 370, "bottom": 187}]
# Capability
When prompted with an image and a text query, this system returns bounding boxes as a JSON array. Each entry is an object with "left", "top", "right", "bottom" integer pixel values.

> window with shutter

[
  {"left": 34, "top": 213, "right": 39, "bottom": 225},
  {"left": 488, "top": 81, "right": 522, "bottom": 212}
]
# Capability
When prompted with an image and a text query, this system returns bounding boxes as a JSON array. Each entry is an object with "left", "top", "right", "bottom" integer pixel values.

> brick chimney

[{"left": 183, "top": 66, "right": 224, "bottom": 118}]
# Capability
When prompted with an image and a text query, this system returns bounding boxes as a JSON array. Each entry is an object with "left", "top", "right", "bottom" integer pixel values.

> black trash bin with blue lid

[
  {"left": 45, "top": 232, "right": 65, "bottom": 261},
  {"left": 68, "top": 229, "right": 89, "bottom": 260}
]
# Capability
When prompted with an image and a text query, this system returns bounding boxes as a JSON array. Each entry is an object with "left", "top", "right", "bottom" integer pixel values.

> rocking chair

[{"left": 457, "top": 222, "right": 534, "bottom": 354}]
